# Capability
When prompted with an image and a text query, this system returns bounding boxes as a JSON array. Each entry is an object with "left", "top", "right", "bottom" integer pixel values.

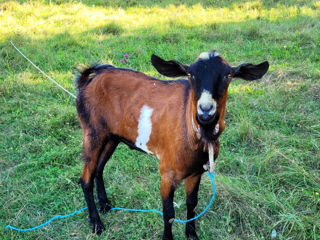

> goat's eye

[{"left": 224, "top": 74, "right": 231, "bottom": 81}]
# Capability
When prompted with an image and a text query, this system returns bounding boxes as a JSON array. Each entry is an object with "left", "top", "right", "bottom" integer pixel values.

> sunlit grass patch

[
  {"left": 98, "top": 22, "right": 123, "bottom": 35},
  {"left": 1, "top": 1, "right": 319, "bottom": 40}
]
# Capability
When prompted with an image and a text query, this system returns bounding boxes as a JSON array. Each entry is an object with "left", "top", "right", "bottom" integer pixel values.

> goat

[{"left": 75, "top": 51, "right": 269, "bottom": 239}]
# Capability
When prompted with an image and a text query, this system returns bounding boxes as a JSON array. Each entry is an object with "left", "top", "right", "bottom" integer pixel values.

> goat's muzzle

[{"left": 197, "top": 113, "right": 215, "bottom": 125}]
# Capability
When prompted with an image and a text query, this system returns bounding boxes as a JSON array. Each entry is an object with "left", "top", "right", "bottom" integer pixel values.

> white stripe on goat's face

[
  {"left": 196, "top": 90, "right": 217, "bottom": 125},
  {"left": 197, "top": 51, "right": 219, "bottom": 60},
  {"left": 197, "top": 90, "right": 217, "bottom": 115},
  {"left": 198, "top": 52, "right": 210, "bottom": 60},
  {"left": 135, "top": 105, "right": 153, "bottom": 154}
]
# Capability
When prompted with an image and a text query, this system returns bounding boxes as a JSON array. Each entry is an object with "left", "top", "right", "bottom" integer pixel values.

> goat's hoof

[
  {"left": 100, "top": 203, "right": 112, "bottom": 213},
  {"left": 186, "top": 227, "right": 199, "bottom": 239},
  {"left": 92, "top": 220, "right": 106, "bottom": 235},
  {"left": 186, "top": 232, "right": 199, "bottom": 240},
  {"left": 162, "top": 236, "right": 174, "bottom": 240},
  {"left": 162, "top": 233, "right": 174, "bottom": 240}
]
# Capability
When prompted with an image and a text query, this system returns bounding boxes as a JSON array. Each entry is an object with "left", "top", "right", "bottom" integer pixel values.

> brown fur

[
  {"left": 79, "top": 69, "right": 226, "bottom": 181},
  {"left": 76, "top": 50, "right": 269, "bottom": 238},
  {"left": 77, "top": 68, "right": 229, "bottom": 237}
]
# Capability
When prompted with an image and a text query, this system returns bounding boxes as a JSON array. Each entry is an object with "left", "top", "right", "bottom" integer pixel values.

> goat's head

[{"left": 151, "top": 51, "right": 269, "bottom": 133}]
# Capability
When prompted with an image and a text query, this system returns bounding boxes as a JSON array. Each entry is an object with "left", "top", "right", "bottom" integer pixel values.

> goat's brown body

[
  {"left": 79, "top": 69, "right": 220, "bottom": 184},
  {"left": 76, "top": 52, "right": 268, "bottom": 239},
  {"left": 77, "top": 67, "right": 226, "bottom": 239}
]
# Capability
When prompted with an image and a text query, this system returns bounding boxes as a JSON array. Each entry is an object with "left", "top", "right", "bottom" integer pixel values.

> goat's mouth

[{"left": 197, "top": 113, "right": 215, "bottom": 126}]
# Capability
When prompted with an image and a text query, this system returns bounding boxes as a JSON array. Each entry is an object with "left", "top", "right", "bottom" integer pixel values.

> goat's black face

[
  {"left": 151, "top": 51, "right": 269, "bottom": 126},
  {"left": 188, "top": 51, "right": 231, "bottom": 125}
]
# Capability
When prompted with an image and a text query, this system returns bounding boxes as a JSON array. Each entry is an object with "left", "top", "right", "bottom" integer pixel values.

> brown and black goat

[{"left": 75, "top": 51, "right": 269, "bottom": 239}]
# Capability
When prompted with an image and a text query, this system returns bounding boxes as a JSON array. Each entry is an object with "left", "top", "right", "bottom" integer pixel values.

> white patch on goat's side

[
  {"left": 197, "top": 90, "right": 217, "bottom": 115},
  {"left": 135, "top": 105, "right": 153, "bottom": 154}
]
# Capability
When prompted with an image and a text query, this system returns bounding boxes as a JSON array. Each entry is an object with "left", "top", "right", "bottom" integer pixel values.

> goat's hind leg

[
  {"left": 80, "top": 136, "right": 106, "bottom": 235},
  {"left": 95, "top": 140, "right": 119, "bottom": 213}
]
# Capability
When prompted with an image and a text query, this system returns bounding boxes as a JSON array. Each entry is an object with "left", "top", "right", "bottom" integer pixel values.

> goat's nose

[
  {"left": 200, "top": 104, "right": 213, "bottom": 112},
  {"left": 197, "top": 102, "right": 216, "bottom": 125}
]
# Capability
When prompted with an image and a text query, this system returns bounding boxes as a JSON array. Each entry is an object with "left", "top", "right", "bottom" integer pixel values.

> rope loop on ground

[{"left": 5, "top": 172, "right": 215, "bottom": 232}]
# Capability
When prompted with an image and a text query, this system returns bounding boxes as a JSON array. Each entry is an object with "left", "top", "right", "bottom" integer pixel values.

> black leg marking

[
  {"left": 95, "top": 175, "right": 112, "bottom": 213},
  {"left": 80, "top": 178, "right": 105, "bottom": 235},
  {"left": 95, "top": 141, "right": 119, "bottom": 213},
  {"left": 162, "top": 190, "right": 175, "bottom": 240},
  {"left": 185, "top": 176, "right": 201, "bottom": 240}
]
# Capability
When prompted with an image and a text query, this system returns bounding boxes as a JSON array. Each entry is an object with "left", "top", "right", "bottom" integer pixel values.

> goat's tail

[{"left": 75, "top": 64, "right": 115, "bottom": 91}]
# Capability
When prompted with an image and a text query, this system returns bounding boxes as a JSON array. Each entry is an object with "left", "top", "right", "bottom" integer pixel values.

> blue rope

[{"left": 5, "top": 172, "right": 215, "bottom": 231}]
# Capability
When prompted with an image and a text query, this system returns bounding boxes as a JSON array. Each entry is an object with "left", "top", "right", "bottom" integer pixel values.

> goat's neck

[{"left": 186, "top": 90, "right": 202, "bottom": 146}]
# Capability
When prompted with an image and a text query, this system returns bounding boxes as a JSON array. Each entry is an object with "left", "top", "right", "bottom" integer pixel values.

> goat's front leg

[
  {"left": 160, "top": 173, "right": 179, "bottom": 240},
  {"left": 184, "top": 174, "right": 202, "bottom": 239}
]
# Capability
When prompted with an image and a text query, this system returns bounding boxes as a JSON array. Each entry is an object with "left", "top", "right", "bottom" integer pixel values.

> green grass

[{"left": 0, "top": 0, "right": 319, "bottom": 239}]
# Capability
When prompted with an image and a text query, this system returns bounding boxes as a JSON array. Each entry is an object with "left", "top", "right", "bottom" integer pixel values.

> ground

[{"left": 0, "top": 0, "right": 319, "bottom": 239}]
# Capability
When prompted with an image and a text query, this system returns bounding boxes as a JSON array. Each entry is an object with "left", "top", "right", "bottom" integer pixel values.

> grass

[{"left": 0, "top": 0, "right": 319, "bottom": 239}]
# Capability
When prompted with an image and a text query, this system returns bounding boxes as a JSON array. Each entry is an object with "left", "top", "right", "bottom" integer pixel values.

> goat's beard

[{"left": 198, "top": 114, "right": 220, "bottom": 142}]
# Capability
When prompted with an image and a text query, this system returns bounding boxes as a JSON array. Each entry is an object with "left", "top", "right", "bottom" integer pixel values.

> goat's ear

[
  {"left": 232, "top": 61, "right": 269, "bottom": 81},
  {"left": 151, "top": 54, "right": 189, "bottom": 77}
]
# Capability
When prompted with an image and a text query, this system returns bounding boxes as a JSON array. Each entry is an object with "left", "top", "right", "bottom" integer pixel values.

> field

[{"left": 0, "top": 0, "right": 319, "bottom": 239}]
